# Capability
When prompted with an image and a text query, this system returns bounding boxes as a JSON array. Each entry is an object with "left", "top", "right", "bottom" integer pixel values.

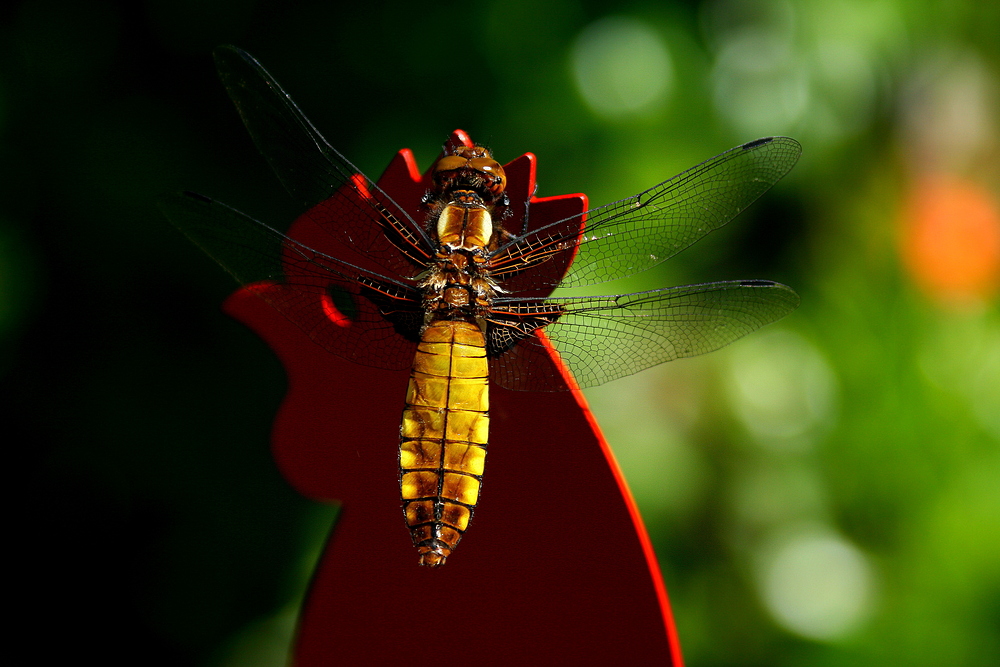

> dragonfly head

[{"left": 433, "top": 145, "right": 507, "bottom": 205}]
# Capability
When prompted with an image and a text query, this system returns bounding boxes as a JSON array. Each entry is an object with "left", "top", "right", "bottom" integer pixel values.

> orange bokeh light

[{"left": 900, "top": 176, "right": 1000, "bottom": 303}]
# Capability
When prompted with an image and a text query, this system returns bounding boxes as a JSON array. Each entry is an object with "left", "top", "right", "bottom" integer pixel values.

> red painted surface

[{"left": 223, "top": 131, "right": 684, "bottom": 664}]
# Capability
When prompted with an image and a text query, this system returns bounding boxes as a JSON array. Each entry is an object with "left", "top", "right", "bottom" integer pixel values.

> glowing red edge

[
  {"left": 537, "top": 327, "right": 684, "bottom": 666},
  {"left": 223, "top": 130, "right": 685, "bottom": 665}
]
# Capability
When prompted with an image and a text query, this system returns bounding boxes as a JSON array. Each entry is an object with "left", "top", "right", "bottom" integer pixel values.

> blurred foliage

[{"left": 2, "top": 0, "right": 998, "bottom": 665}]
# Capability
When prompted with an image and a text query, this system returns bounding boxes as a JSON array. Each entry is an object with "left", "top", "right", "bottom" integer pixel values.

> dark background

[{"left": 3, "top": 0, "right": 998, "bottom": 665}]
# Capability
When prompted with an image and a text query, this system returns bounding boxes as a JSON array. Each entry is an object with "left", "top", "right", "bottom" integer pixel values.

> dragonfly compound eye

[
  {"left": 433, "top": 153, "right": 507, "bottom": 203},
  {"left": 433, "top": 155, "right": 468, "bottom": 176},
  {"left": 469, "top": 157, "right": 507, "bottom": 199}
]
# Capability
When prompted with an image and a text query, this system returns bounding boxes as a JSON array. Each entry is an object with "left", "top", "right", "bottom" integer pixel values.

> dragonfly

[{"left": 161, "top": 46, "right": 801, "bottom": 567}]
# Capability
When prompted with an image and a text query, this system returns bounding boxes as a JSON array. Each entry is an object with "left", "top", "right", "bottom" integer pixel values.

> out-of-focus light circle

[
  {"left": 756, "top": 525, "right": 876, "bottom": 640},
  {"left": 901, "top": 176, "right": 1000, "bottom": 304},
  {"left": 585, "top": 370, "right": 707, "bottom": 520},
  {"left": 810, "top": 38, "right": 878, "bottom": 139},
  {"left": 918, "top": 312, "right": 1000, "bottom": 440},
  {"left": 711, "top": 29, "right": 809, "bottom": 136},
  {"left": 900, "top": 50, "right": 998, "bottom": 174},
  {"left": 571, "top": 16, "right": 673, "bottom": 119},
  {"left": 703, "top": 0, "right": 904, "bottom": 144},
  {"left": 725, "top": 329, "right": 837, "bottom": 447}
]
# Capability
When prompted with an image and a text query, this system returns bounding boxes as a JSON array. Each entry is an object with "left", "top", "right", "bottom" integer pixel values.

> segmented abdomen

[{"left": 399, "top": 319, "right": 489, "bottom": 567}]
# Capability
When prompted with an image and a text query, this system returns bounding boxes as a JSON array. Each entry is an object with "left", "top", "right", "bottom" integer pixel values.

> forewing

[
  {"left": 213, "top": 45, "right": 433, "bottom": 276},
  {"left": 492, "top": 137, "right": 801, "bottom": 290},
  {"left": 488, "top": 281, "right": 800, "bottom": 391},
  {"left": 160, "top": 191, "right": 421, "bottom": 371}
]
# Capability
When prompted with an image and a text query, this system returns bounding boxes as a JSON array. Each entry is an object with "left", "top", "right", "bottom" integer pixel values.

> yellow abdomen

[{"left": 399, "top": 319, "right": 489, "bottom": 566}]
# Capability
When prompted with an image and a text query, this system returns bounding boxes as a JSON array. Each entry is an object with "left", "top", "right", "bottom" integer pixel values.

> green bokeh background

[{"left": 3, "top": 0, "right": 998, "bottom": 664}]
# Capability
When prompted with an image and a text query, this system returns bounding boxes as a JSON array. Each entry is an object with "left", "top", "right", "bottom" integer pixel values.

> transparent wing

[
  {"left": 491, "top": 137, "right": 801, "bottom": 289},
  {"left": 159, "top": 191, "right": 421, "bottom": 371},
  {"left": 213, "top": 45, "right": 433, "bottom": 277},
  {"left": 176, "top": 47, "right": 803, "bottom": 389},
  {"left": 488, "top": 280, "right": 800, "bottom": 391}
]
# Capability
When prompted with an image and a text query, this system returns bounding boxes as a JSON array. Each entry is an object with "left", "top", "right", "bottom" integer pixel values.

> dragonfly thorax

[
  {"left": 420, "top": 247, "right": 497, "bottom": 315},
  {"left": 170, "top": 46, "right": 802, "bottom": 569},
  {"left": 421, "top": 146, "right": 509, "bottom": 321},
  {"left": 435, "top": 201, "right": 494, "bottom": 250}
]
